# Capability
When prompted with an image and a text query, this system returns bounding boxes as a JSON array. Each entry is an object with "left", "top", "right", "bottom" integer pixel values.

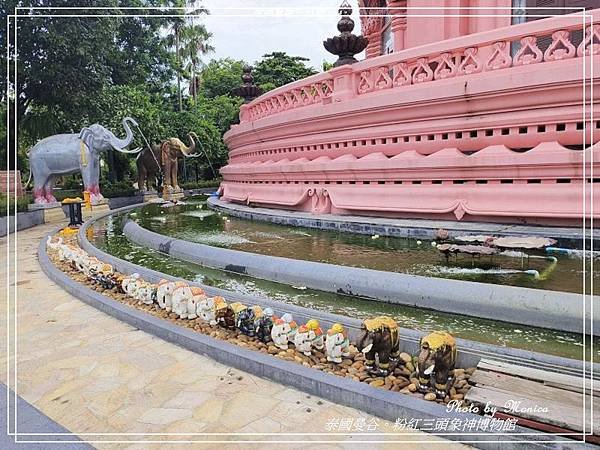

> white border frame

[{"left": 4, "top": 4, "right": 596, "bottom": 445}]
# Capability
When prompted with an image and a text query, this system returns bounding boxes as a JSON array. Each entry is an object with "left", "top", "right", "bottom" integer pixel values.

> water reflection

[
  {"left": 131, "top": 200, "right": 597, "bottom": 295},
  {"left": 88, "top": 207, "right": 599, "bottom": 361}
]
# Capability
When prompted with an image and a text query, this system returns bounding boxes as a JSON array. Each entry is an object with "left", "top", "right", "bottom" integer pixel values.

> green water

[
  {"left": 130, "top": 199, "right": 597, "bottom": 295},
  {"left": 88, "top": 202, "right": 599, "bottom": 361}
]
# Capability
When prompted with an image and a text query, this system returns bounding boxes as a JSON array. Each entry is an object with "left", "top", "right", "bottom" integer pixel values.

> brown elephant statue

[
  {"left": 416, "top": 331, "right": 457, "bottom": 398},
  {"left": 356, "top": 316, "right": 400, "bottom": 377},
  {"left": 136, "top": 143, "right": 163, "bottom": 192},
  {"left": 136, "top": 132, "right": 199, "bottom": 192}
]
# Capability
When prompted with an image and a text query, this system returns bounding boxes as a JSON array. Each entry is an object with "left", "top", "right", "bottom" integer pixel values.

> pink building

[{"left": 220, "top": 2, "right": 599, "bottom": 226}]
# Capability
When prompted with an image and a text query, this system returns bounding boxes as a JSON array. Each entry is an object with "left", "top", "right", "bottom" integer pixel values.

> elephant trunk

[
  {"left": 181, "top": 132, "right": 198, "bottom": 157},
  {"left": 110, "top": 117, "right": 139, "bottom": 152}
]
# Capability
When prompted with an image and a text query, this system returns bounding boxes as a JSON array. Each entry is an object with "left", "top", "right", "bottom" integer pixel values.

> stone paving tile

[{"left": 0, "top": 223, "right": 469, "bottom": 449}]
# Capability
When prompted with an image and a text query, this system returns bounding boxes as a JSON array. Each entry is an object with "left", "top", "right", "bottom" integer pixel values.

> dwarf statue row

[
  {"left": 357, "top": 316, "right": 400, "bottom": 377},
  {"left": 47, "top": 237, "right": 118, "bottom": 289},
  {"left": 416, "top": 331, "right": 457, "bottom": 398}
]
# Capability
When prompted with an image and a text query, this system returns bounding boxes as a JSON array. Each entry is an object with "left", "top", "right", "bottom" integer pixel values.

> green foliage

[
  {"left": 200, "top": 58, "right": 246, "bottom": 99},
  {"left": 253, "top": 52, "right": 317, "bottom": 91},
  {"left": 322, "top": 60, "right": 334, "bottom": 72},
  {"left": 3, "top": 3, "right": 320, "bottom": 189},
  {"left": 180, "top": 178, "right": 222, "bottom": 190},
  {"left": 100, "top": 180, "right": 138, "bottom": 198},
  {"left": 0, "top": 193, "right": 31, "bottom": 216},
  {"left": 192, "top": 95, "right": 243, "bottom": 135},
  {"left": 61, "top": 176, "right": 84, "bottom": 191}
]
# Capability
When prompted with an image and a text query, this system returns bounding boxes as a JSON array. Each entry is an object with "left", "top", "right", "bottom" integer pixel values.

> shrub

[
  {"left": 100, "top": 180, "right": 138, "bottom": 198},
  {"left": 180, "top": 178, "right": 222, "bottom": 190},
  {"left": 0, "top": 194, "right": 31, "bottom": 216}
]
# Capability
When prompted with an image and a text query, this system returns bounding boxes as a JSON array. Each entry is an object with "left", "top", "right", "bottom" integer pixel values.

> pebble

[
  {"left": 49, "top": 243, "right": 476, "bottom": 407},
  {"left": 370, "top": 379, "right": 385, "bottom": 388}
]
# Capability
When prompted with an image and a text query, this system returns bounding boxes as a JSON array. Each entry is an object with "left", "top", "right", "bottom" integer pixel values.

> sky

[{"left": 196, "top": 0, "right": 364, "bottom": 70}]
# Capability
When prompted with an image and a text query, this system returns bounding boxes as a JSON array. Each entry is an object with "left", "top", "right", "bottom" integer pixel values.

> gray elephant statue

[{"left": 27, "top": 117, "right": 140, "bottom": 205}]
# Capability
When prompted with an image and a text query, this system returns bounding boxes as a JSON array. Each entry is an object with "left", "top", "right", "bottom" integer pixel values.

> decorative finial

[
  {"left": 232, "top": 65, "right": 263, "bottom": 104},
  {"left": 323, "top": 1, "right": 369, "bottom": 67}
]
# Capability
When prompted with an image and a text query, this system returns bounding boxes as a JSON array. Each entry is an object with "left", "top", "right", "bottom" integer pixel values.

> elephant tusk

[
  {"left": 424, "top": 364, "right": 435, "bottom": 375},
  {"left": 113, "top": 145, "right": 144, "bottom": 154},
  {"left": 361, "top": 344, "right": 373, "bottom": 354}
]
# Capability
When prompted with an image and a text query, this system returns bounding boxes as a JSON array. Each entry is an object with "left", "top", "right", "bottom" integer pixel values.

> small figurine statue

[
  {"left": 271, "top": 318, "right": 292, "bottom": 350},
  {"left": 237, "top": 305, "right": 263, "bottom": 337},
  {"left": 325, "top": 323, "right": 350, "bottom": 363},
  {"left": 96, "top": 263, "right": 117, "bottom": 290},
  {"left": 215, "top": 298, "right": 236, "bottom": 329},
  {"left": 356, "top": 316, "right": 400, "bottom": 376},
  {"left": 230, "top": 302, "right": 248, "bottom": 323},
  {"left": 197, "top": 296, "right": 220, "bottom": 325},
  {"left": 122, "top": 273, "right": 142, "bottom": 297},
  {"left": 281, "top": 313, "right": 298, "bottom": 341},
  {"left": 171, "top": 284, "right": 192, "bottom": 318},
  {"left": 416, "top": 331, "right": 457, "bottom": 398},
  {"left": 255, "top": 307, "right": 275, "bottom": 343},
  {"left": 156, "top": 280, "right": 186, "bottom": 311},
  {"left": 294, "top": 325, "right": 313, "bottom": 356},
  {"left": 134, "top": 281, "right": 156, "bottom": 305},
  {"left": 306, "top": 319, "right": 324, "bottom": 350},
  {"left": 271, "top": 313, "right": 298, "bottom": 350},
  {"left": 186, "top": 288, "right": 206, "bottom": 320}
]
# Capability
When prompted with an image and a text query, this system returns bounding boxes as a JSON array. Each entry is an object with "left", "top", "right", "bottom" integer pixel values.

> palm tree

[
  {"left": 163, "top": 1, "right": 208, "bottom": 111},
  {"left": 180, "top": 24, "right": 214, "bottom": 102}
]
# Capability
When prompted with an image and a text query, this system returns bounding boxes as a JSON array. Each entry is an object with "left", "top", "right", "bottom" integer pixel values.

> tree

[
  {"left": 162, "top": 0, "right": 208, "bottom": 111},
  {"left": 199, "top": 58, "right": 246, "bottom": 99},
  {"left": 253, "top": 52, "right": 317, "bottom": 92},
  {"left": 180, "top": 24, "right": 214, "bottom": 102}
]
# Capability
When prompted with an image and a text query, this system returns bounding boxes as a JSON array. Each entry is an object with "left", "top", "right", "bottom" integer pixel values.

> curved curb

[
  {"left": 79, "top": 204, "right": 596, "bottom": 376},
  {"left": 39, "top": 231, "right": 591, "bottom": 449},
  {"left": 122, "top": 218, "right": 597, "bottom": 336}
]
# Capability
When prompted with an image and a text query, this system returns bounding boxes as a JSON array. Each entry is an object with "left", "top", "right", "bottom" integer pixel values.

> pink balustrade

[
  {"left": 239, "top": 12, "right": 599, "bottom": 124},
  {"left": 222, "top": 10, "right": 600, "bottom": 226}
]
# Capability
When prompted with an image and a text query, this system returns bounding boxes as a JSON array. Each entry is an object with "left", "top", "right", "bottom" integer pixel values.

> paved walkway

[
  {"left": 2, "top": 384, "right": 92, "bottom": 449},
  {"left": 1, "top": 221, "right": 468, "bottom": 449}
]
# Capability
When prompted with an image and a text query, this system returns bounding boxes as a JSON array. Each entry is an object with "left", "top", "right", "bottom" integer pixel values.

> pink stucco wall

[
  {"left": 220, "top": 9, "right": 600, "bottom": 226},
  {"left": 359, "top": 0, "right": 512, "bottom": 55}
]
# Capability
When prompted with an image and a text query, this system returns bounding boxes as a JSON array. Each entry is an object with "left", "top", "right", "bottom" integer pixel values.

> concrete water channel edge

[
  {"left": 207, "top": 197, "right": 592, "bottom": 249},
  {"left": 121, "top": 210, "right": 598, "bottom": 336},
  {"left": 33, "top": 219, "right": 599, "bottom": 448}
]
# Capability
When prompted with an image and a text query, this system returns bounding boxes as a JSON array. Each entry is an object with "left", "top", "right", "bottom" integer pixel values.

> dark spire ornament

[
  {"left": 323, "top": 0, "right": 369, "bottom": 67},
  {"left": 232, "top": 65, "right": 263, "bottom": 103}
]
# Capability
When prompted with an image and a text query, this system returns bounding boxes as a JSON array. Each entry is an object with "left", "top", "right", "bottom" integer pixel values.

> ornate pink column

[
  {"left": 388, "top": 0, "right": 407, "bottom": 52},
  {"left": 359, "top": 0, "right": 384, "bottom": 58}
]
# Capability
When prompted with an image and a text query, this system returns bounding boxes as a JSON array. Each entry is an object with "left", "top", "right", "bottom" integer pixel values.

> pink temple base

[{"left": 221, "top": 12, "right": 600, "bottom": 226}]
